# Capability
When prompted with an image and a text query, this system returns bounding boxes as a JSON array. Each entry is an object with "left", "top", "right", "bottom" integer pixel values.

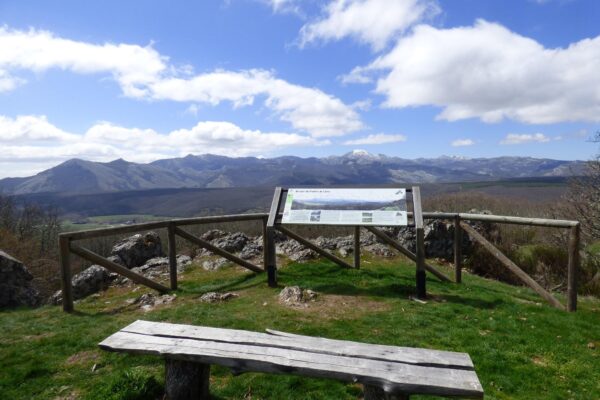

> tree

[{"left": 568, "top": 132, "right": 600, "bottom": 240}]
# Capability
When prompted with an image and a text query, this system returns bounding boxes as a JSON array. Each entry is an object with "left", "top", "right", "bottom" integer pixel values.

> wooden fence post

[
  {"left": 168, "top": 223, "right": 178, "bottom": 290},
  {"left": 567, "top": 223, "right": 580, "bottom": 312},
  {"left": 412, "top": 186, "right": 426, "bottom": 299},
  {"left": 262, "top": 217, "right": 268, "bottom": 271},
  {"left": 59, "top": 235, "right": 74, "bottom": 312},
  {"left": 354, "top": 226, "right": 360, "bottom": 269},
  {"left": 454, "top": 215, "right": 462, "bottom": 284}
]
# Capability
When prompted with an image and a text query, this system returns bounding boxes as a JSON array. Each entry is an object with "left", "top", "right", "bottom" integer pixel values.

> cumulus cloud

[
  {"left": 451, "top": 139, "right": 475, "bottom": 147},
  {"left": 347, "top": 20, "right": 600, "bottom": 124},
  {"left": 500, "top": 133, "right": 551, "bottom": 145},
  {"left": 343, "top": 133, "right": 407, "bottom": 145},
  {"left": 261, "top": 0, "right": 302, "bottom": 14},
  {"left": 299, "top": 0, "right": 439, "bottom": 51},
  {"left": 0, "top": 115, "right": 329, "bottom": 177},
  {"left": 0, "top": 27, "right": 362, "bottom": 137}
]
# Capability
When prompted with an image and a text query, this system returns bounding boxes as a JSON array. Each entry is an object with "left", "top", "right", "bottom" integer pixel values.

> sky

[{"left": 0, "top": 0, "right": 599, "bottom": 178}]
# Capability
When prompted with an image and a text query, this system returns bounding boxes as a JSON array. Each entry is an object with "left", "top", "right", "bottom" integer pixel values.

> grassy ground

[{"left": 1, "top": 256, "right": 598, "bottom": 400}]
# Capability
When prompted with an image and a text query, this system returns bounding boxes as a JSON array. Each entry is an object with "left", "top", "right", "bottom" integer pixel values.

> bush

[{"left": 85, "top": 368, "right": 163, "bottom": 400}]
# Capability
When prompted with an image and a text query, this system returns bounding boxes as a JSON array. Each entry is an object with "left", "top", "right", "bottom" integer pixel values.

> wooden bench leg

[
  {"left": 364, "top": 384, "right": 409, "bottom": 400},
  {"left": 165, "top": 359, "right": 210, "bottom": 400}
]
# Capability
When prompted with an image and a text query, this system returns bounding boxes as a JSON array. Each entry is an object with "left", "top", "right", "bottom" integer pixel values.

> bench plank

[
  {"left": 121, "top": 320, "right": 474, "bottom": 369},
  {"left": 100, "top": 328, "right": 483, "bottom": 398}
]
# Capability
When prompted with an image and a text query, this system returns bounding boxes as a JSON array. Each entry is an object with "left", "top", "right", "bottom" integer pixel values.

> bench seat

[{"left": 99, "top": 320, "right": 483, "bottom": 399}]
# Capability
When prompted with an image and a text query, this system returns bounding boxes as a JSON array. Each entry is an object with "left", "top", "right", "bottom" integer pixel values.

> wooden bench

[{"left": 99, "top": 320, "right": 483, "bottom": 400}]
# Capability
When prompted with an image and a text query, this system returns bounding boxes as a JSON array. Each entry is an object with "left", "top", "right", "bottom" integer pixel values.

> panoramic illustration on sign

[{"left": 282, "top": 188, "right": 408, "bottom": 226}]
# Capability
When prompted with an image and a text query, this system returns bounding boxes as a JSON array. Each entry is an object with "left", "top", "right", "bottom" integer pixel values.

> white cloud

[
  {"left": 0, "top": 115, "right": 329, "bottom": 178},
  {"left": 261, "top": 0, "right": 302, "bottom": 14},
  {"left": 349, "top": 20, "right": 600, "bottom": 124},
  {"left": 451, "top": 138, "right": 475, "bottom": 147},
  {"left": 500, "top": 133, "right": 551, "bottom": 145},
  {"left": 299, "top": 0, "right": 439, "bottom": 51},
  {"left": 0, "top": 27, "right": 362, "bottom": 137},
  {"left": 343, "top": 133, "right": 407, "bottom": 145}
]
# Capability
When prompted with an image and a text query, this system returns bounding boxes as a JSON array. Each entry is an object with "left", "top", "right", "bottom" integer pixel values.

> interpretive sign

[{"left": 281, "top": 188, "right": 408, "bottom": 226}]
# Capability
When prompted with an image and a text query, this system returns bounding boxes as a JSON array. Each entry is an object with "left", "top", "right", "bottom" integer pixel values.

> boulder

[
  {"left": 212, "top": 232, "right": 249, "bottom": 253},
  {"left": 0, "top": 250, "right": 41, "bottom": 308},
  {"left": 110, "top": 231, "right": 163, "bottom": 269},
  {"left": 201, "top": 229, "right": 227, "bottom": 241},
  {"left": 50, "top": 264, "right": 111, "bottom": 304},
  {"left": 278, "top": 286, "right": 318, "bottom": 306},
  {"left": 277, "top": 240, "right": 316, "bottom": 262}
]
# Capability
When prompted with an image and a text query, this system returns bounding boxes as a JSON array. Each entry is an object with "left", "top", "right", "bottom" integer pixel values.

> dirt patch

[
  {"left": 532, "top": 355, "right": 549, "bottom": 367},
  {"left": 279, "top": 293, "right": 390, "bottom": 320},
  {"left": 65, "top": 350, "right": 101, "bottom": 366}
]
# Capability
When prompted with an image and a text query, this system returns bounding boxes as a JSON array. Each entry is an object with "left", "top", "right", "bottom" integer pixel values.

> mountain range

[{"left": 0, "top": 150, "right": 584, "bottom": 195}]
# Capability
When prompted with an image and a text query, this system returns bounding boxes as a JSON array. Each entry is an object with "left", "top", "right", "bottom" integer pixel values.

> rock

[
  {"left": 338, "top": 246, "right": 353, "bottom": 257},
  {"left": 127, "top": 254, "right": 193, "bottom": 280},
  {"left": 240, "top": 240, "right": 263, "bottom": 260},
  {"left": 314, "top": 237, "right": 337, "bottom": 250},
  {"left": 176, "top": 255, "right": 192, "bottom": 271},
  {"left": 50, "top": 264, "right": 111, "bottom": 305},
  {"left": 201, "top": 258, "right": 231, "bottom": 271},
  {"left": 278, "top": 286, "right": 318, "bottom": 306},
  {"left": 211, "top": 232, "right": 249, "bottom": 253},
  {"left": 279, "top": 286, "right": 303, "bottom": 304},
  {"left": 0, "top": 250, "right": 41, "bottom": 308},
  {"left": 110, "top": 231, "right": 164, "bottom": 268},
  {"left": 201, "top": 229, "right": 227, "bottom": 241},
  {"left": 199, "top": 292, "right": 238, "bottom": 303},
  {"left": 278, "top": 240, "right": 316, "bottom": 262},
  {"left": 365, "top": 243, "right": 395, "bottom": 258},
  {"left": 134, "top": 293, "right": 177, "bottom": 311}
]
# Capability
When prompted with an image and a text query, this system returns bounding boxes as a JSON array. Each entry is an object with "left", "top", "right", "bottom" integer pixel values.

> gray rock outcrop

[
  {"left": 110, "top": 231, "right": 163, "bottom": 268},
  {"left": 50, "top": 264, "right": 112, "bottom": 304},
  {"left": 0, "top": 250, "right": 41, "bottom": 308}
]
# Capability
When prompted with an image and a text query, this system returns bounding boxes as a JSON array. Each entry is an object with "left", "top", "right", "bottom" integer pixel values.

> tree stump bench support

[{"left": 100, "top": 320, "right": 483, "bottom": 400}]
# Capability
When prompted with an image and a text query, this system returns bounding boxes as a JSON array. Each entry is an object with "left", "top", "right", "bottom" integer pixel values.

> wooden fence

[{"left": 58, "top": 212, "right": 580, "bottom": 313}]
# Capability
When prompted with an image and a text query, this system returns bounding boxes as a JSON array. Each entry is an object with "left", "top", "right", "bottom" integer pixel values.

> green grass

[{"left": 1, "top": 256, "right": 598, "bottom": 399}]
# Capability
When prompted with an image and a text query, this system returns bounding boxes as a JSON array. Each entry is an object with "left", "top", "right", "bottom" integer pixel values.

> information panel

[{"left": 282, "top": 188, "right": 408, "bottom": 226}]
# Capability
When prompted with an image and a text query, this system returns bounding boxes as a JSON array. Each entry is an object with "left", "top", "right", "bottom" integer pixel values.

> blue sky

[{"left": 0, "top": 0, "right": 599, "bottom": 177}]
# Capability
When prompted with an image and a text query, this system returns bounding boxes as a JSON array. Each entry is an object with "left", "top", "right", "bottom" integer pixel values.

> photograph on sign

[{"left": 282, "top": 188, "right": 408, "bottom": 226}]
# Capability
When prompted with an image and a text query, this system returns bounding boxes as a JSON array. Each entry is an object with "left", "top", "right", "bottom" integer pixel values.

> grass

[{"left": 1, "top": 256, "right": 599, "bottom": 399}]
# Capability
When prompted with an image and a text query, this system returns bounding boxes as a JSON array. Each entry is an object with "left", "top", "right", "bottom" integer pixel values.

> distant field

[
  {"left": 61, "top": 214, "right": 170, "bottom": 232},
  {"left": 16, "top": 177, "right": 570, "bottom": 220}
]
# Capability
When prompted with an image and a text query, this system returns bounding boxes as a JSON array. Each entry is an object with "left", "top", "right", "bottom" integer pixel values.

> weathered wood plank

[
  {"left": 276, "top": 225, "right": 353, "bottom": 269},
  {"left": 100, "top": 331, "right": 483, "bottom": 398},
  {"left": 365, "top": 226, "right": 451, "bottom": 283},
  {"left": 454, "top": 215, "right": 462, "bottom": 284},
  {"left": 354, "top": 226, "right": 361, "bottom": 269},
  {"left": 459, "top": 222, "right": 565, "bottom": 310},
  {"left": 59, "top": 236, "right": 73, "bottom": 312},
  {"left": 69, "top": 243, "right": 170, "bottom": 293},
  {"left": 567, "top": 224, "right": 580, "bottom": 312},
  {"left": 167, "top": 223, "right": 177, "bottom": 290},
  {"left": 174, "top": 226, "right": 263, "bottom": 273},
  {"left": 122, "top": 321, "right": 473, "bottom": 369},
  {"left": 420, "top": 212, "right": 578, "bottom": 228},
  {"left": 61, "top": 213, "right": 268, "bottom": 241}
]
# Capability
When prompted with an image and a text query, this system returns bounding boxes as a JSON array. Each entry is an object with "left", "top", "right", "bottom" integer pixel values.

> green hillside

[{"left": 1, "top": 257, "right": 598, "bottom": 399}]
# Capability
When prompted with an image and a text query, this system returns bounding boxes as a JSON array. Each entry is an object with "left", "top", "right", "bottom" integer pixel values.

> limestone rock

[
  {"left": 278, "top": 286, "right": 318, "bottom": 306},
  {"left": 0, "top": 250, "right": 41, "bottom": 308},
  {"left": 201, "top": 258, "right": 231, "bottom": 271},
  {"left": 199, "top": 292, "right": 238, "bottom": 303},
  {"left": 110, "top": 231, "right": 163, "bottom": 268},
  {"left": 211, "top": 232, "right": 249, "bottom": 253},
  {"left": 50, "top": 264, "right": 111, "bottom": 305}
]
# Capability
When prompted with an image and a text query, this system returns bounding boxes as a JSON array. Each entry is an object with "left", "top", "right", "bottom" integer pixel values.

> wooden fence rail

[{"left": 58, "top": 211, "right": 580, "bottom": 313}]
